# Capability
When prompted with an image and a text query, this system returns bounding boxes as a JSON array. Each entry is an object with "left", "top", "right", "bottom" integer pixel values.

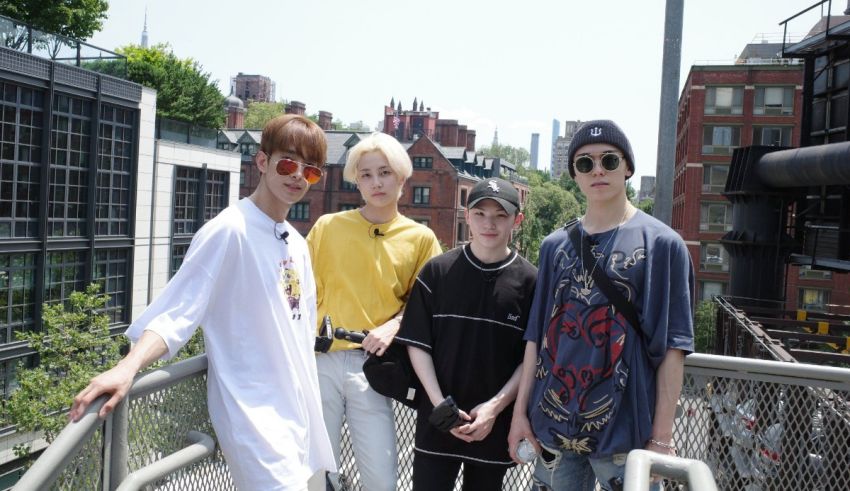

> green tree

[
  {"left": 638, "top": 198, "right": 654, "bottom": 215},
  {"left": 0, "top": 0, "right": 108, "bottom": 45},
  {"left": 91, "top": 44, "right": 225, "bottom": 128},
  {"left": 478, "top": 143, "right": 530, "bottom": 167},
  {"left": 244, "top": 101, "right": 285, "bottom": 129},
  {"left": 557, "top": 172, "right": 587, "bottom": 214},
  {"left": 626, "top": 180, "right": 636, "bottom": 202},
  {"left": 5, "top": 284, "right": 126, "bottom": 457},
  {"left": 693, "top": 300, "right": 717, "bottom": 353},
  {"left": 517, "top": 181, "right": 581, "bottom": 264}
]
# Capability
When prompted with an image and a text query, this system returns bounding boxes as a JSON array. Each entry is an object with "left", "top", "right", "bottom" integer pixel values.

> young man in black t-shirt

[{"left": 396, "top": 177, "right": 538, "bottom": 490}]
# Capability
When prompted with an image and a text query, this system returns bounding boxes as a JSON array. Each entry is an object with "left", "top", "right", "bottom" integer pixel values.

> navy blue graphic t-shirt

[{"left": 524, "top": 210, "right": 694, "bottom": 458}]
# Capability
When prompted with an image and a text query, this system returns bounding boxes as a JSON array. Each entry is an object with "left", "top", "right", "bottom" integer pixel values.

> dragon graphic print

[{"left": 530, "top": 232, "right": 646, "bottom": 456}]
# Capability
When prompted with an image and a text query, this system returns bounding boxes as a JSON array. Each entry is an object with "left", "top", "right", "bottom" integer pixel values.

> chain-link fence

[
  {"left": 24, "top": 350, "right": 850, "bottom": 491},
  {"left": 124, "top": 372, "right": 235, "bottom": 490}
]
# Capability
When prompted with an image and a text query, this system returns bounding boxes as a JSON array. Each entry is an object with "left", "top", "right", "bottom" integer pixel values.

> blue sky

[{"left": 88, "top": 1, "right": 832, "bottom": 182}]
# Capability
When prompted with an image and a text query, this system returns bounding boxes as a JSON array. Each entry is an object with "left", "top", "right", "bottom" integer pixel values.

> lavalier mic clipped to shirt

[
  {"left": 370, "top": 225, "right": 385, "bottom": 238},
  {"left": 273, "top": 224, "right": 289, "bottom": 244}
]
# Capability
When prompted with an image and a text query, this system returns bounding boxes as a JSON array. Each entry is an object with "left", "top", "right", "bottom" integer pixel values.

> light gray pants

[{"left": 317, "top": 349, "right": 397, "bottom": 491}]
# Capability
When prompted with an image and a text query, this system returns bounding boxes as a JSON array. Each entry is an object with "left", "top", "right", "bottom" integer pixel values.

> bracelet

[{"left": 648, "top": 438, "right": 676, "bottom": 451}]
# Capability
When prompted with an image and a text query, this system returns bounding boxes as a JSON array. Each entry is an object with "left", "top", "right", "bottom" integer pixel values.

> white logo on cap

[
  {"left": 590, "top": 127, "right": 602, "bottom": 137},
  {"left": 487, "top": 180, "right": 501, "bottom": 193}
]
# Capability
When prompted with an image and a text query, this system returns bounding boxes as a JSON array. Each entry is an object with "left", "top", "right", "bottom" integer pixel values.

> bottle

[{"left": 517, "top": 438, "right": 537, "bottom": 463}]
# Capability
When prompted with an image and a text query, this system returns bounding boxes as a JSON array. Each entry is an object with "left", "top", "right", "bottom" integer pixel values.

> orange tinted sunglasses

[{"left": 275, "top": 157, "right": 323, "bottom": 184}]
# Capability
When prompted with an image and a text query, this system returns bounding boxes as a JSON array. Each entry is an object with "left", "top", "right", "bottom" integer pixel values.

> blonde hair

[{"left": 343, "top": 132, "right": 412, "bottom": 183}]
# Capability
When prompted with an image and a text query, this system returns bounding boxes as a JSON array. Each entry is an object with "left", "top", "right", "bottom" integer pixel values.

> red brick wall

[{"left": 674, "top": 65, "right": 804, "bottom": 301}]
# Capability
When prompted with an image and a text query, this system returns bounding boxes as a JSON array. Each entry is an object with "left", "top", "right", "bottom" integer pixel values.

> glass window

[
  {"left": 797, "top": 265, "right": 832, "bottom": 280},
  {"left": 753, "top": 126, "right": 792, "bottom": 147},
  {"left": 702, "top": 125, "right": 740, "bottom": 155},
  {"left": 704, "top": 87, "right": 743, "bottom": 115},
  {"left": 699, "top": 281, "right": 726, "bottom": 302},
  {"left": 413, "top": 157, "right": 433, "bottom": 169},
  {"left": 754, "top": 86, "right": 794, "bottom": 115},
  {"left": 204, "top": 170, "right": 228, "bottom": 221},
  {"left": 702, "top": 164, "right": 728, "bottom": 193},
  {"left": 239, "top": 142, "right": 257, "bottom": 156},
  {"left": 173, "top": 167, "right": 199, "bottom": 236},
  {"left": 96, "top": 104, "right": 134, "bottom": 237},
  {"left": 49, "top": 94, "right": 93, "bottom": 237},
  {"left": 94, "top": 249, "right": 129, "bottom": 324},
  {"left": 798, "top": 288, "right": 830, "bottom": 312},
  {"left": 460, "top": 188, "right": 468, "bottom": 207},
  {"left": 700, "top": 202, "right": 732, "bottom": 232},
  {"left": 171, "top": 243, "right": 190, "bottom": 278},
  {"left": 341, "top": 176, "right": 357, "bottom": 191},
  {"left": 288, "top": 202, "right": 309, "bottom": 221},
  {"left": 0, "top": 253, "right": 36, "bottom": 343},
  {"left": 413, "top": 187, "right": 431, "bottom": 205},
  {"left": 339, "top": 203, "right": 358, "bottom": 211},
  {"left": 44, "top": 250, "right": 86, "bottom": 305},
  {"left": 414, "top": 218, "right": 430, "bottom": 226},
  {"left": 699, "top": 242, "right": 729, "bottom": 272},
  {"left": 0, "top": 83, "right": 43, "bottom": 239}
]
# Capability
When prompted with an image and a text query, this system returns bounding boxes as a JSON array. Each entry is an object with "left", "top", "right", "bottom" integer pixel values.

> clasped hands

[{"left": 429, "top": 395, "right": 497, "bottom": 443}]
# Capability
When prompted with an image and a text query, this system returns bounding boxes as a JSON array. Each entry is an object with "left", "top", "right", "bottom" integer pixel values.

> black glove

[{"left": 429, "top": 395, "right": 462, "bottom": 432}]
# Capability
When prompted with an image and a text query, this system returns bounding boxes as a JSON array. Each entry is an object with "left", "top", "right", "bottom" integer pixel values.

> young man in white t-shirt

[{"left": 69, "top": 115, "right": 336, "bottom": 491}]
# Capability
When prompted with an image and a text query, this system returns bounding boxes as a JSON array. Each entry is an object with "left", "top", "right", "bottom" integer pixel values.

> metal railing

[
  {"left": 623, "top": 450, "right": 717, "bottom": 491},
  {"left": 14, "top": 346, "right": 850, "bottom": 491},
  {"left": 0, "top": 15, "right": 127, "bottom": 78},
  {"left": 14, "top": 355, "right": 233, "bottom": 491},
  {"left": 155, "top": 118, "right": 219, "bottom": 149}
]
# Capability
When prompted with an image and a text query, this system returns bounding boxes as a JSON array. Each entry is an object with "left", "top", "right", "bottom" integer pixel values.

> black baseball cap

[{"left": 467, "top": 178, "right": 519, "bottom": 215}]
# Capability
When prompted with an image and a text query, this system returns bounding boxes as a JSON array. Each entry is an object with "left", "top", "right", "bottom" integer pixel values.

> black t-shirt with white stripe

[{"left": 396, "top": 245, "right": 537, "bottom": 466}]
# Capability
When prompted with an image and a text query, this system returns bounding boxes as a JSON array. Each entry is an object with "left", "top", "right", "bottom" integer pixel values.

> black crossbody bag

[{"left": 566, "top": 220, "right": 645, "bottom": 341}]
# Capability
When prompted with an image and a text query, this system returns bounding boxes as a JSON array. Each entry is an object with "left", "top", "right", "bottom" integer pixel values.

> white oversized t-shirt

[{"left": 126, "top": 198, "right": 335, "bottom": 490}]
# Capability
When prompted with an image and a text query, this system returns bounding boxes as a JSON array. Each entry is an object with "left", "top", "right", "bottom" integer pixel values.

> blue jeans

[{"left": 531, "top": 445, "right": 661, "bottom": 491}]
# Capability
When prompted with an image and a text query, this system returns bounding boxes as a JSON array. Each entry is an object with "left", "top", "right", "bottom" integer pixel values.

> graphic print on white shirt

[{"left": 280, "top": 257, "right": 303, "bottom": 319}]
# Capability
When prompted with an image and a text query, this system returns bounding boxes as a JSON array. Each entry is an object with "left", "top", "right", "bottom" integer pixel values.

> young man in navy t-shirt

[{"left": 509, "top": 120, "right": 695, "bottom": 491}]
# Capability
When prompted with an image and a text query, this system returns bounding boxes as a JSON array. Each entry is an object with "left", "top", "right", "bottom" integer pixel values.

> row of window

[
  {"left": 699, "top": 241, "right": 834, "bottom": 280},
  {"left": 0, "top": 248, "right": 130, "bottom": 343},
  {"left": 0, "top": 84, "right": 134, "bottom": 240},
  {"left": 702, "top": 125, "right": 792, "bottom": 155},
  {"left": 0, "top": 81, "right": 138, "bottom": 349},
  {"left": 704, "top": 86, "right": 794, "bottom": 116},
  {"left": 169, "top": 166, "right": 230, "bottom": 277}
]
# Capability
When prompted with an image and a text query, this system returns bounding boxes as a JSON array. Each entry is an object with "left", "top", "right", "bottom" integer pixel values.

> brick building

[
  {"left": 230, "top": 72, "right": 275, "bottom": 103},
  {"left": 673, "top": 45, "right": 806, "bottom": 302}
]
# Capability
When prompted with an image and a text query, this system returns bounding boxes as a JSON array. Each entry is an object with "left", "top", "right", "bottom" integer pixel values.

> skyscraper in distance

[
  {"left": 550, "top": 119, "right": 560, "bottom": 171},
  {"left": 530, "top": 133, "right": 539, "bottom": 170}
]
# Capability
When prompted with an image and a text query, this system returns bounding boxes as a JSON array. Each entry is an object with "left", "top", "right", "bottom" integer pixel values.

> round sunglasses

[
  {"left": 274, "top": 157, "right": 323, "bottom": 184},
  {"left": 573, "top": 152, "right": 622, "bottom": 174}
]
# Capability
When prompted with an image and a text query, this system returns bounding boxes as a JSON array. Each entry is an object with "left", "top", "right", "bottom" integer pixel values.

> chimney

[
  {"left": 318, "top": 111, "right": 333, "bottom": 130},
  {"left": 466, "top": 129, "right": 476, "bottom": 152},
  {"left": 285, "top": 100, "right": 306, "bottom": 115}
]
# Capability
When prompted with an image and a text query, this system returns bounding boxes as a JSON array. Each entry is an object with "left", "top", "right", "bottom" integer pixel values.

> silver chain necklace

[{"left": 579, "top": 209, "right": 630, "bottom": 297}]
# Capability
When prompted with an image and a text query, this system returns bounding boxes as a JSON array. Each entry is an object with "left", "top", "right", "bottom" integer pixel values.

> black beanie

[{"left": 567, "top": 120, "right": 635, "bottom": 179}]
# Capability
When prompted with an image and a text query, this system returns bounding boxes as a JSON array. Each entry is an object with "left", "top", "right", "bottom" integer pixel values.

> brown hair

[{"left": 260, "top": 114, "right": 327, "bottom": 167}]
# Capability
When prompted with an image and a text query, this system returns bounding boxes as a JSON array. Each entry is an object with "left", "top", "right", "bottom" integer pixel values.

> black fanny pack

[{"left": 362, "top": 343, "right": 422, "bottom": 409}]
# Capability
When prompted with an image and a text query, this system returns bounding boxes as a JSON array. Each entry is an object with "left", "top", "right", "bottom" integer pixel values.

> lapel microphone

[
  {"left": 274, "top": 224, "right": 289, "bottom": 244},
  {"left": 370, "top": 225, "right": 385, "bottom": 238}
]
